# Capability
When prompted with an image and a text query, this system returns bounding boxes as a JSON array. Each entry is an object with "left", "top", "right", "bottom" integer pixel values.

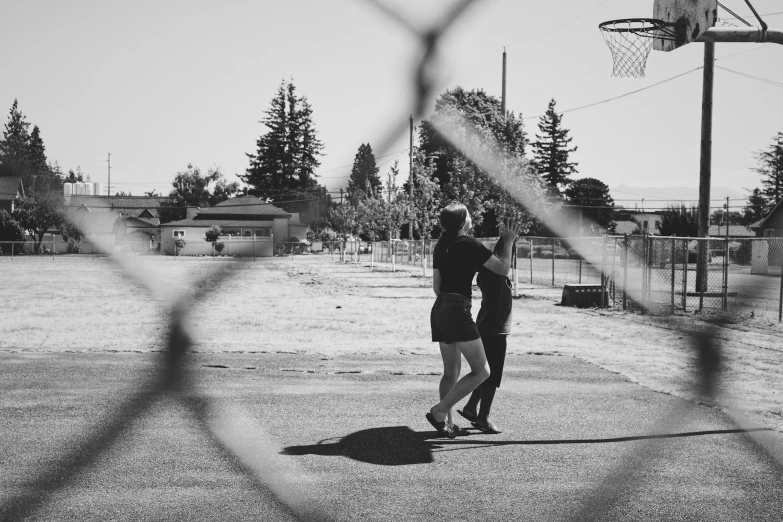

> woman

[{"left": 426, "top": 202, "right": 519, "bottom": 438}]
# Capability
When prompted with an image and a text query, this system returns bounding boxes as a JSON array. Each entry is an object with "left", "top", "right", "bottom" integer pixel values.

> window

[
  {"left": 643, "top": 220, "right": 649, "bottom": 229},
  {"left": 655, "top": 220, "right": 661, "bottom": 230},
  {"left": 173, "top": 230, "right": 186, "bottom": 238},
  {"left": 764, "top": 229, "right": 776, "bottom": 238},
  {"left": 256, "top": 229, "right": 271, "bottom": 237},
  {"left": 243, "top": 230, "right": 253, "bottom": 237}
]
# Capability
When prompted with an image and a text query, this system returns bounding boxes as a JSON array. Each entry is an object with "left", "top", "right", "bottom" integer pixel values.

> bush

[
  {"left": 731, "top": 241, "right": 752, "bottom": 265},
  {"left": 174, "top": 238, "right": 185, "bottom": 253},
  {"left": 516, "top": 243, "right": 531, "bottom": 258},
  {"left": 538, "top": 250, "right": 554, "bottom": 259},
  {"left": 567, "top": 249, "right": 581, "bottom": 260},
  {"left": 214, "top": 242, "right": 225, "bottom": 255},
  {"left": 205, "top": 225, "right": 222, "bottom": 243},
  {"left": 66, "top": 241, "right": 81, "bottom": 254}
]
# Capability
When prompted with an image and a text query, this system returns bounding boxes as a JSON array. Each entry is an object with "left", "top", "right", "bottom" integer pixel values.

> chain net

[
  {"left": 2, "top": 1, "right": 782, "bottom": 521},
  {"left": 599, "top": 19, "right": 669, "bottom": 78}
]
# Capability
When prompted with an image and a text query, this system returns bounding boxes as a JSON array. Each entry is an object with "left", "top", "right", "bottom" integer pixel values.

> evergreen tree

[
  {"left": 531, "top": 99, "right": 578, "bottom": 195},
  {"left": 564, "top": 177, "right": 615, "bottom": 233},
  {"left": 346, "top": 143, "right": 381, "bottom": 201},
  {"left": 242, "top": 80, "right": 325, "bottom": 197},
  {"left": 745, "top": 187, "right": 769, "bottom": 223},
  {"left": 657, "top": 205, "right": 699, "bottom": 237},
  {"left": 755, "top": 132, "right": 783, "bottom": 207},
  {"left": 0, "top": 99, "right": 32, "bottom": 186}
]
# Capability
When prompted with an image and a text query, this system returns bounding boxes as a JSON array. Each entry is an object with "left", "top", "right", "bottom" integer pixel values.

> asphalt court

[{"left": 1, "top": 351, "right": 782, "bottom": 521}]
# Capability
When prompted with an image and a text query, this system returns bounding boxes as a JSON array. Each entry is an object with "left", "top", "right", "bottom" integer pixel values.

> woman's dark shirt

[
  {"left": 476, "top": 262, "right": 513, "bottom": 335},
  {"left": 433, "top": 235, "right": 493, "bottom": 298}
]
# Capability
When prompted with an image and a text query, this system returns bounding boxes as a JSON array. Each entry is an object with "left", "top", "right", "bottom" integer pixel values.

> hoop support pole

[{"left": 697, "top": 27, "right": 783, "bottom": 45}]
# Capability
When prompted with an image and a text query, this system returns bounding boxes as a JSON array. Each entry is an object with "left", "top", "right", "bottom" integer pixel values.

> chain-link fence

[{"left": 3, "top": 1, "right": 783, "bottom": 520}]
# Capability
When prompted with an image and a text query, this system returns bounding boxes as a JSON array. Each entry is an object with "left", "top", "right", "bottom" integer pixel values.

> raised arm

[{"left": 482, "top": 217, "right": 521, "bottom": 276}]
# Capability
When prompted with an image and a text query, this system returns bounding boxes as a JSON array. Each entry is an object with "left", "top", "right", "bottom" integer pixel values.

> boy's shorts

[{"left": 431, "top": 293, "right": 481, "bottom": 344}]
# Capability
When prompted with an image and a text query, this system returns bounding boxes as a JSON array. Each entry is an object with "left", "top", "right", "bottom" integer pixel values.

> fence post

[
  {"left": 611, "top": 237, "right": 618, "bottom": 305},
  {"left": 529, "top": 238, "right": 534, "bottom": 284},
  {"left": 512, "top": 242, "right": 518, "bottom": 297},
  {"left": 622, "top": 235, "right": 628, "bottom": 311},
  {"left": 779, "top": 259, "right": 783, "bottom": 322},
  {"left": 551, "top": 237, "right": 555, "bottom": 286},
  {"left": 722, "top": 236, "right": 729, "bottom": 311},
  {"left": 370, "top": 241, "right": 374, "bottom": 268},
  {"left": 671, "top": 236, "right": 676, "bottom": 315},
  {"left": 601, "top": 235, "right": 607, "bottom": 307},
  {"left": 391, "top": 242, "right": 396, "bottom": 272},
  {"left": 699, "top": 239, "right": 705, "bottom": 313},
  {"left": 578, "top": 255, "right": 582, "bottom": 284},
  {"left": 683, "top": 239, "right": 689, "bottom": 313}
]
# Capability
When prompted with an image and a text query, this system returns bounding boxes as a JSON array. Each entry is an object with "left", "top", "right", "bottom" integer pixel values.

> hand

[{"left": 499, "top": 216, "right": 521, "bottom": 243}]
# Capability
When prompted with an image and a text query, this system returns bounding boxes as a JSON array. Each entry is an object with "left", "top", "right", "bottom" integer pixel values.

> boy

[{"left": 457, "top": 235, "right": 514, "bottom": 434}]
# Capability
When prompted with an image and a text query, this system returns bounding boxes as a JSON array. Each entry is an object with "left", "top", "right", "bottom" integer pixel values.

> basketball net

[{"left": 599, "top": 19, "right": 673, "bottom": 78}]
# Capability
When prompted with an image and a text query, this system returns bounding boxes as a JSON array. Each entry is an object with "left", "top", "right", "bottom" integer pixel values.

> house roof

[
  {"left": 65, "top": 195, "right": 169, "bottom": 218},
  {"left": 160, "top": 218, "right": 276, "bottom": 228},
  {"left": 124, "top": 216, "right": 158, "bottom": 229},
  {"left": 70, "top": 210, "right": 122, "bottom": 235},
  {"left": 0, "top": 177, "right": 24, "bottom": 201},
  {"left": 194, "top": 196, "right": 291, "bottom": 218},
  {"left": 750, "top": 199, "right": 783, "bottom": 229},
  {"left": 708, "top": 225, "right": 754, "bottom": 237}
]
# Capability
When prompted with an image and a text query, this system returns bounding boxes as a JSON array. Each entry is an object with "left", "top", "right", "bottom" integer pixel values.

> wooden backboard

[{"left": 653, "top": 0, "right": 718, "bottom": 51}]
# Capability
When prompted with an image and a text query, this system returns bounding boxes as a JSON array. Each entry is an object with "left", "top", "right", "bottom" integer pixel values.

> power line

[
  {"left": 523, "top": 67, "right": 703, "bottom": 120},
  {"left": 716, "top": 66, "right": 783, "bottom": 89},
  {"left": 506, "top": 0, "right": 617, "bottom": 48}
]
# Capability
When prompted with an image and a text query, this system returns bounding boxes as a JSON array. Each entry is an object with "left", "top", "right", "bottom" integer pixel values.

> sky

[{"left": 1, "top": 0, "right": 781, "bottom": 214}]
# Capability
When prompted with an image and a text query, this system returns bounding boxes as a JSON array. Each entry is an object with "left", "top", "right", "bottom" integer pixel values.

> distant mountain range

[{"left": 610, "top": 185, "right": 746, "bottom": 207}]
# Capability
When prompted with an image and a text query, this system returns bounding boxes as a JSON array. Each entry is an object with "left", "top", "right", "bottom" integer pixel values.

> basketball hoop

[{"left": 599, "top": 19, "right": 676, "bottom": 78}]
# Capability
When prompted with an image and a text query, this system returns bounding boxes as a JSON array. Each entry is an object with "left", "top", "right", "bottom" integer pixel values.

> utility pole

[
  {"left": 107, "top": 152, "right": 111, "bottom": 196},
  {"left": 725, "top": 197, "right": 730, "bottom": 241},
  {"left": 408, "top": 115, "right": 414, "bottom": 240},
  {"left": 501, "top": 48, "right": 507, "bottom": 117},
  {"left": 697, "top": 41, "right": 715, "bottom": 293}
]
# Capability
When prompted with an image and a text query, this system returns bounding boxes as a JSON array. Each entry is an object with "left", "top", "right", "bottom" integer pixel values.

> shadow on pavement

[{"left": 281, "top": 427, "right": 773, "bottom": 465}]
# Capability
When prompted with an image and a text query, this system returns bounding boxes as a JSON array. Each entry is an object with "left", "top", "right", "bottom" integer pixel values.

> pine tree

[
  {"left": 346, "top": 143, "right": 381, "bottom": 201},
  {"left": 531, "top": 99, "right": 578, "bottom": 195},
  {"left": 745, "top": 187, "right": 768, "bottom": 224},
  {"left": 755, "top": 132, "right": 783, "bottom": 207},
  {"left": 242, "top": 80, "right": 324, "bottom": 198},
  {"left": 0, "top": 99, "right": 32, "bottom": 186}
]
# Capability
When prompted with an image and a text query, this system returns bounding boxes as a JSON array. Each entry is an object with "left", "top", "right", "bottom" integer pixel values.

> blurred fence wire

[{"left": 2, "top": 0, "right": 783, "bottom": 520}]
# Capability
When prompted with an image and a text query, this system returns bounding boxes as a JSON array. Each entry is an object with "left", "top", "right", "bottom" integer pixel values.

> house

[
  {"left": 749, "top": 199, "right": 783, "bottom": 238},
  {"left": 612, "top": 211, "right": 662, "bottom": 236},
  {"left": 707, "top": 224, "right": 754, "bottom": 238},
  {"left": 158, "top": 196, "right": 310, "bottom": 256},
  {"left": 0, "top": 177, "right": 24, "bottom": 213}
]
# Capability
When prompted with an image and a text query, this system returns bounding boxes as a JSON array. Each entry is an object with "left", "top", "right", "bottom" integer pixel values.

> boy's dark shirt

[
  {"left": 476, "top": 261, "right": 513, "bottom": 335},
  {"left": 433, "top": 235, "right": 493, "bottom": 299}
]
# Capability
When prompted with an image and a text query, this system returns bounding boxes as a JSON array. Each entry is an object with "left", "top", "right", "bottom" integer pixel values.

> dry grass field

[{"left": 3, "top": 253, "right": 782, "bottom": 434}]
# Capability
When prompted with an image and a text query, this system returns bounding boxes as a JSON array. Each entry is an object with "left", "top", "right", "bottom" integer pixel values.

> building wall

[
  {"left": 761, "top": 208, "right": 783, "bottom": 237},
  {"left": 273, "top": 218, "right": 289, "bottom": 242}
]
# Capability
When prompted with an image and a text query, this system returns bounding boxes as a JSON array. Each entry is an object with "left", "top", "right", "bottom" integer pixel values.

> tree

[
  {"left": 346, "top": 143, "right": 381, "bottom": 202},
  {"left": 564, "top": 178, "right": 615, "bottom": 234},
  {"left": 531, "top": 99, "right": 578, "bottom": 195},
  {"left": 755, "top": 132, "right": 783, "bottom": 208},
  {"left": 12, "top": 192, "right": 64, "bottom": 253},
  {"left": 657, "top": 204, "right": 699, "bottom": 237},
  {"left": 418, "top": 87, "right": 533, "bottom": 235},
  {"left": 328, "top": 203, "right": 359, "bottom": 238},
  {"left": 0, "top": 210, "right": 24, "bottom": 254},
  {"left": 409, "top": 153, "right": 441, "bottom": 239},
  {"left": 744, "top": 187, "right": 768, "bottom": 224},
  {"left": 242, "top": 80, "right": 325, "bottom": 197},
  {"left": 160, "top": 164, "right": 238, "bottom": 223},
  {"left": 0, "top": 99, "right": 31, "bottom": 186}
]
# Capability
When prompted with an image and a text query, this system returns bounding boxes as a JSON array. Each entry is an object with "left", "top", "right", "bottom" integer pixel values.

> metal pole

[
  {"left": 723, "top": 236, "right": 729, "bottom": 310},
  {"left": 622, "top": 235, "right": 628, "bottom": 311},
  {"left": 601, "top": 235, "right": 607, "bottom": 307},
  {"left": 501, "top": 48, "right": 507, "bottom": 117},
  {"left": 408, "top": 115, "right": 413, "bottom": 240},
  {"left": 529, "top": 238, "right": 534, "bottom": 284},
  {"left": 683, "top": 239, "right": 689, "bottom": 312},
  {"left": 671, "top": 236, "right": 676, "bottom": 314},
  {"left": 551, "top": 237, "right": 555, "bottom": 286},
  {"left": 779, "top": 259, "right": 783, "bottom": 322},
  {"left": 696, "top": 41, "right": 715, "bottom": 293}
]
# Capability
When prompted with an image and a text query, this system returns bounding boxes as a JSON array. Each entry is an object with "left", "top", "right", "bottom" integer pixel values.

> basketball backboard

[{"left": 653, "top": 0, "right": 718, "bottom": 51}]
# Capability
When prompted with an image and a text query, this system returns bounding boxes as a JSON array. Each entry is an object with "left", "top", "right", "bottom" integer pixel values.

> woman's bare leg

[
  {"left": 431, "top": 338, "right": 489, "bottom": 422},
  {"left": 438, "top": 342, "right": 461, "bottom": 427}
]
